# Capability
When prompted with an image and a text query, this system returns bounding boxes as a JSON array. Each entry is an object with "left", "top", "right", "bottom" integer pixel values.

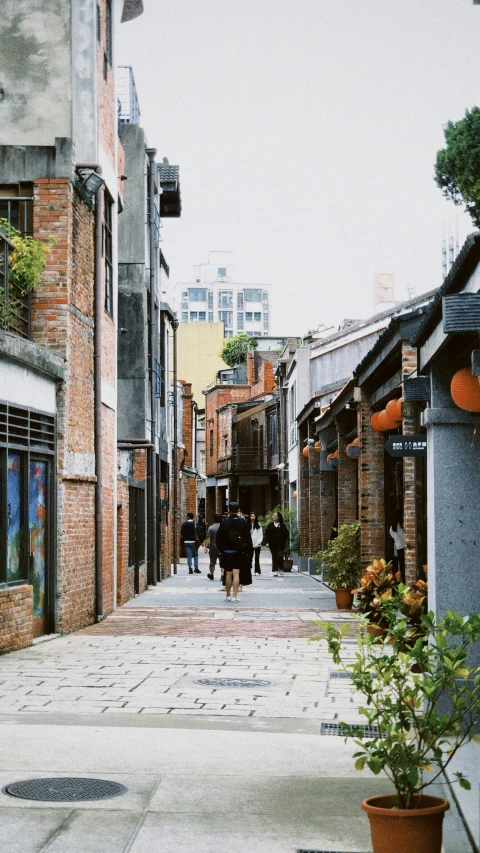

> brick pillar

[
  {"left": 215, "top": 486, "right": 223, "bottom": 514},
  {"left": 402, "top": 343, "right": 419, "bottom": 583},
  {"left": 298, "top": 426, "right": 309, "bottom": 556},
  {"left": 358, "top": 390, "right": 385, "bottom": 566},
  {"left": 308, "top": 446, "right": 322, "bottom": 555},
  {"left": 181, "top": 383, "right": 194, "bottom": 465},
  {"left": 319, "top": 465, "right": 336, "bottom": 550},
  {"left": 336, "top": 426, "right": 358, "bottom": 526}
]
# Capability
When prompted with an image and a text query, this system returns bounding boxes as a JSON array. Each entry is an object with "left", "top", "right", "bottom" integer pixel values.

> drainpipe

[
  {"left": 146, "top": 148, "right": 158, "bottom": 586},
  {"left": 76, "top": 162, "right": 104, "bottom": 620},
  {"left": 172, "top": 315, "right": 179, "bottom": 574}
]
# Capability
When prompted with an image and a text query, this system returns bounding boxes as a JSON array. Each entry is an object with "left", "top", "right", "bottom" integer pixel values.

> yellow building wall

[{"left": 176, "top": 323, "right": 229, "bottom": 406}]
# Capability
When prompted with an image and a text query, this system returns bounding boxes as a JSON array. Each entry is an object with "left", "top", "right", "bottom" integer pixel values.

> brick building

[{"left": 0, "top": 1, "right": 144, "bottom": 651}]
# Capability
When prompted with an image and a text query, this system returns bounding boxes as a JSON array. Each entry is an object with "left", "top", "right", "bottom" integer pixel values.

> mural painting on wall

[
  {"left": 7, "top": 453, "right": 22, "bottom": 583},
  {"left": 29, "top": 461, "right": 47, "bottom": 637}
]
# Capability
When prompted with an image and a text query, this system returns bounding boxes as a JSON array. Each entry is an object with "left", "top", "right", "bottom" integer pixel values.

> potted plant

[
  {"left": 353, "top": 557, "right": 401, "bottom": 633},
  {"left": 317, "top": 608, "right": 480, "bottom": 853},
  {"left": 317, "top": 521, "right": 361, "bottom": 610}
]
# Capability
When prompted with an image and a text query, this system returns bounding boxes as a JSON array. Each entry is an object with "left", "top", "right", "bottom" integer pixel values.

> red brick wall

[
  {"left": 204, "top": 385, "right": 250, "bottom": 477},
  {"left": 57, "top": 481, "right": 96, "bottom": 632},
  {"left": 134, "top": 449, "right": 146, "bottom": 482},
  {"left": 96, "top": 0, "right": 116, "bottom": 167},
  {"left": 102, "top": 405, "right": 115, "bottom": 614},
  {"left": 337, "top": 430, "right": 358, "bottom": 526},
  {"left": 0, "top": 586, "right": 33, "bottom": 653},
  {"left": 298, "top": 425, "right": 310, "bottom": 556},
  {"left": 308, "top": 449, "right": 322, "bottom": 555},
  {"left": 402, "top": 343, "right": 420, "bottom": 583},
  {"left": 358, "top": 390, "right": 385, "bottom": 566}
]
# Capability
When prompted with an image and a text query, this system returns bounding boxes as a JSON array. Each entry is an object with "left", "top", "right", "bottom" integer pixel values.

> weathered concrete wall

[{"left": 0, "top": 1, "right": 72, "bottom": 146}]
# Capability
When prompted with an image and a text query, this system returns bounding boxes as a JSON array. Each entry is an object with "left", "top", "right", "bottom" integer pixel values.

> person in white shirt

[
  {"left": 249, "top": 513, "right": 263, "bottom": 575},
  {"left": 389, "top": 512, "right": 405, "bottom": 583}
]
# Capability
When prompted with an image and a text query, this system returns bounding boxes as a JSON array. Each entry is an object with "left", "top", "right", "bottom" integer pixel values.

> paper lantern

[
  {"left": 314, "top": 441, "right": 321, "bottom": 452},
  {"left": 302, "top": 446, "right": 310, "bottom": 457},
  {"left": 352, "top": 437, "right": 359, "bottom": 446},
  {"left": 386, "top": 398, "right": 402, "bottom": 423},
  {"left": 377, "top": 409, "right": 398, "bottom": 431},
  {"left": 371, "top": 412, "right": 382, "bottom": 431},
  {"left": 326, "top": 453, "right": 334, "bottom": 464},
  {"left": 333, "top": 449, "right": 339, "bottom": 458},
  {"left": 396, "top": 397, "right": 404, "bottom": 421},
  {"left": 451, "top": 367, "right": 480, "bottom": 412},
  {"left": 292, "top": 490, "right": 298, "bottom": 499}
]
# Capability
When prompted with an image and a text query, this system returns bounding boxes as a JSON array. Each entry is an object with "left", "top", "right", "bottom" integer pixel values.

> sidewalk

[{"left": 0, "top": 553, "right": 473, "bottom": 852}]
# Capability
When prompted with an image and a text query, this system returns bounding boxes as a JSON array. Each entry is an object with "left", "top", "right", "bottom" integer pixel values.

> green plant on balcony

[{"left": 0, "top": 218, "right": 55, "bottom": 330}]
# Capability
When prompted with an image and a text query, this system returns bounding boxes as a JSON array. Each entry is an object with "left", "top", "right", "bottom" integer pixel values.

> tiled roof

[{"left": 158, "top": 158, "right": 179, "bottom": 187}]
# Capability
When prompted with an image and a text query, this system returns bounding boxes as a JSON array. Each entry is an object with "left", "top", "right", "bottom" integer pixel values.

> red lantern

[
  {"left": 386, "top": 398, "right": 402, "bottom": 423},
  {"left": 326, "top": 453, "right": 334, "bottom": 464},
  {"left": 333, "top": 449, "right": 339, "bottom": 458},
  {"left": 377, "top": 410, "right": 398, "bottom": 431},
  {"left": 302, "top": 446, "right": 310, "bottom": 457},
  {"left": 451, "top": 367, "right": 480, "bottom": 412},
  {"left": 371, "top": 412, "right": 382, "bottom": 431},
  {"left": 292, "top": 490, "right": 298, "bottom": 499},
  {"left": 314, "top": 441, "right": 321, "bottom": 452},
  {"left": 352, "top": 437, "right": 359, "bottom": 446}
]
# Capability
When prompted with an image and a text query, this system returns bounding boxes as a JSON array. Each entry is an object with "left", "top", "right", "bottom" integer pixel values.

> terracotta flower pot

[
  {"left": 362, "top": 794, "right": 449, "bottom": 853},
  {"left": 334, "top": 588, "right": 354, "bottom": 610},
  {"left": 367, "top": 622, "right": 388, "bottom": 639}
]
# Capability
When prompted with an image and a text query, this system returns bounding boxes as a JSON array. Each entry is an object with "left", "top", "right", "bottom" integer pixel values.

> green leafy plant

[
  {"left": 354, "top": 558, "right": 400, "bottom": 624},
  {"left": 220, "top": 332, "right": 258, "bottom": 367},
  {"left": 0, "top": 219, "right": 54, "bottom": 329},
  {"left": 316, "top": 521, "right": 361, "bottom": 589},
  {"left": 316, "top": 610, "right": 480, "bottom": 809},
  {"left": 434, "top": 106, "right": 480, "bottom": 228},
  {"left": 258, "top": 505, "right": 299, "bottom": 555}
]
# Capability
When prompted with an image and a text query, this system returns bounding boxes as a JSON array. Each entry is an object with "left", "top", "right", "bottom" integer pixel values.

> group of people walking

[{"left": 180, "top": 505, "right": 290, "bottom": 602}]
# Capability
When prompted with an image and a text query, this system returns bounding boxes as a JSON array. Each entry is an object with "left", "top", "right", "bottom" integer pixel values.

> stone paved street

[{"left": 0, "top": 554, "right": 471, "bottom": 851}]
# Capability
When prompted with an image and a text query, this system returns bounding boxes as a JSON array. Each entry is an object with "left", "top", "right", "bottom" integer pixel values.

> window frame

[{"left": 104, "top": 193, "right": 114, "bottom": 318}]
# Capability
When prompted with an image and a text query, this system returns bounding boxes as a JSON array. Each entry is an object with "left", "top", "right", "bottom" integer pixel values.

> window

[
  {"left": 189, "top": 311, "right": 198, "bottom": 322},
  {"left": 254, "top": 312, "right": 261, "bottom": 322},
  {"left": 182, "top": 291, "right": 188, "bottom": 297},
  {"left": 104, "top": 194, "right": 114, "bottom": 317},
  {"left": 181, "top": 297, "right": 188, "bottom": 309},
  {"left": 208, "top": 290, "right": 213, "bottom": 307},
  {"left": 208, "top": 311, "right": 213, "bottom": 323},
  {"left": 218, "top": 311, "right": 233, "bottom": 327},
  {"left": 245, "top": 312, "right": 252, "bottom": 322},
  {"left": 237, "top": 312, "right": 244, "bottom": 330},
  {"left": 263, "top": 312, "right": 269, "bottom": 329},
  {"left": 0, "top": 184, "right": 34, "bottom": 236},
  {"left": 244, "top": 288, "right": 262, "bottom": 302},
  {"left": 181, "top": 311, "right": 188, "bottom": 323},
  {"left": 224, "top": 330, "right": 233, "bottom": 338},
  {"left": 106, "top": 0, "right": 113, "bottom": 66},
  {"left": 218, "top": 291, "right": 233, "bottom": 309},
  {"left": 218, "top": 267, "right": 227, "bottom": 277},
  {"left": 209, "top": 429, "right": 214, "bottom": 456},
  {"left": 198, "top": 311, "right": 206, "bottom": 322},
  {"left": 263, "top": 291, "right": 269, "bottom": 307},
  {"left": 237, "top": 293, "right": 243, "bottom": 309},
  {"left": 199, "top": 450, "right": 205, "bottom": 475},
  {"left": 254, "top": 331, "right": 261, "bottom": 336},
  {"left": 223, "top": 435, "right": 228, "bottom": 455},
  {"left": 189, "top": 287, "right": 207, "bottom": 302}
]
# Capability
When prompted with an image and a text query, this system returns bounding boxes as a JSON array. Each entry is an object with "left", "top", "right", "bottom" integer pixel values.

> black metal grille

[
  {"left": 194, "top": 677, "right": 273, "bottom": 688},
  {"left": 0, "top": 403, "right": 55, "bottom": 453},
  {"left": 329, "top": 672, "right": 352, "bottom": 680},
  {"left": 320, "top": 722, "right": 380, "bottom": 737},
  {"left": 3, "top": 777, "right": 127, "bottom": 802}
]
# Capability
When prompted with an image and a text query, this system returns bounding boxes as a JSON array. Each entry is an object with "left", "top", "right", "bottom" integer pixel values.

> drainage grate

[
  {"left": 3, "top": 778, "right": 128, "bottom": 802},
  {"left": 320, "top": 722, "right": 381, "bottom": 738},
  {"left": 329, "top": 672, "right": 352, "bottom": 679},
  {"left": 194, "top": 677, "right": 273, "bottom": 688}
]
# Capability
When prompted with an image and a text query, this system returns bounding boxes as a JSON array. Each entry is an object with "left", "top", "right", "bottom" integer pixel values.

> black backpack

[{"left": 217, "top": 516, "right": 247, "bottom": 554}]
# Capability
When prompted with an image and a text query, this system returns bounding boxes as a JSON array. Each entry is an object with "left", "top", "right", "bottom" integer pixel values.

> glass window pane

[{"left": 29, "top": 460, "right": 47, "bottom": 636}]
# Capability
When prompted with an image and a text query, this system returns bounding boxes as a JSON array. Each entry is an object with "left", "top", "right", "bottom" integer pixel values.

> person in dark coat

[
  {"left": 180, "top": 512, "right": 202, "bottom": 574},
  {"left": 264, "top": 511, "right": 289, "bottom": 576},
  {"left": 216, "top": 502, "right": 252, "bottom": 601}
]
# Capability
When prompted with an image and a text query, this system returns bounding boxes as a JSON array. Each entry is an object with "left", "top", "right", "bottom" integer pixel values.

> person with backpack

[
  {"left": 180, "top": 512, "right": 202, "bottom": 574},
  {"left": 264, "top": 511, "right": 290, "bottom": 577},
  {"left": 204, "top": 513, "right": 222, "bottom": 580},
  {"left": 216, "top": 502, "right": 251, "bottom": 602}
]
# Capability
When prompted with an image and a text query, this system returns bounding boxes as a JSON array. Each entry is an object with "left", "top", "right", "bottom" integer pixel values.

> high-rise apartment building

[{"left": 174, "top": 265, "right": 271, "bottom": 338}]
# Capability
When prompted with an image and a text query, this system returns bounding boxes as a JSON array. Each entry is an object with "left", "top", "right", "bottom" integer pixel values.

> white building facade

[{"left": 175, "top": 265, "right": 271, "bottom": 338}]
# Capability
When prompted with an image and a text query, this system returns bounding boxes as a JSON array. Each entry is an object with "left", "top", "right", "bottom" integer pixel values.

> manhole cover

[
  {"left": 3, "top": 778, "right": 128, "bottom": 802},
  {"left": 329, "top": 672, "right": 352, "bottom": 679},
  {"left": 194, "top": 677, "right": 273, "bottom": 688},
  {"left": 320, "top": 722, "right": 381, "bottom": 738}
]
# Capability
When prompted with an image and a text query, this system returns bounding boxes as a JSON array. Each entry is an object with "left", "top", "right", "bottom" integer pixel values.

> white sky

[{"left": 117, "top": 0, "right": 479, "bottom": 336}]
